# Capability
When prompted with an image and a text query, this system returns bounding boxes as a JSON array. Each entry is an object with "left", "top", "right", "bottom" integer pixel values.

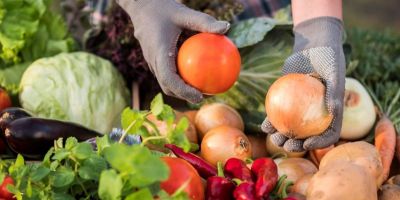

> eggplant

[
  {"left": 0, "top": 107, "right": 31, "bottom": 133},
  {"left": 5, "top": 117, "right": 102, "bottom": 159}
]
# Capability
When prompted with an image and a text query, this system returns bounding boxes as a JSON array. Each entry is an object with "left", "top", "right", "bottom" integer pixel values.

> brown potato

[{"left": 307, "top": 161, "right": 377, "bottom": 200}]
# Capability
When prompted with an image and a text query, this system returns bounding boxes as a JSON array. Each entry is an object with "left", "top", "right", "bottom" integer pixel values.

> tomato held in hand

[
  {"left": 0, "top": 89, "right": 11, "bottom": 112},
  {"left": 0, "top": 176, "right": 15, "bottom": 200},
  {"left": 177, "top": 33, "right": 241, "bottom": 95},
  {"left": 161, "top": 157, "right": 204, "bottom": 200}
]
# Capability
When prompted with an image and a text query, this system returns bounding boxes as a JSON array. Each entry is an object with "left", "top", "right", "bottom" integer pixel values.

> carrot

[{"left": 375, "top": 114, "right": 396, "bottom": 182}]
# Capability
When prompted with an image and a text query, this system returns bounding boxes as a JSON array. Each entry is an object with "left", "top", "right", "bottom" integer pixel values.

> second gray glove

[
  {"left": 262, "top": 17, "right": 346, "bottom": 152},
  {"left": 116, "top": 0, "right": 230, "bottom": 103}
]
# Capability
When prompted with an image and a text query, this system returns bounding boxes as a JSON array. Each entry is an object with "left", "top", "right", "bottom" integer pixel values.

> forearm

[{"left": 292, "top": 0, "right": 343, "bottom": 25}]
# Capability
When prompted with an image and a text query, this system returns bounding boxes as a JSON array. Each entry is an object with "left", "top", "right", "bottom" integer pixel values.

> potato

[
  {"left": 378, "top": 184, "right": 400, "bottom": 200},
  {"left": 307, "top": 161, "right": 377, "bottom": 200},
  {"left": 319, "top": 141, "right": 384, "bottom": 187}
]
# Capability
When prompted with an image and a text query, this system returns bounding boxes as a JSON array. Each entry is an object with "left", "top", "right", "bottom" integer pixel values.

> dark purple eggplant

[
  {"left": 0, "top": 108, "right": 31, "bottom": 133},
  {"left": 5, "top": 117, "right": 101, "bottom": 159}
]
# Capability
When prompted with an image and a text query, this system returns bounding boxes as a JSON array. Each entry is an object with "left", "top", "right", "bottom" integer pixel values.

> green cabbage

[{"left": 19, "top": 52, "right": 130, "bottom": 134}]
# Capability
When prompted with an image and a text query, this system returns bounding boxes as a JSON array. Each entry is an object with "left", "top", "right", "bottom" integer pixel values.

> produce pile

[{"left": 0, "top": 0, "right": 399, "bottom": 200}]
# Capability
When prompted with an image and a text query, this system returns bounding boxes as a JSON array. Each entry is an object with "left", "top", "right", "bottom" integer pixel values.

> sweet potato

[{"left": 307, "top": 161, "right": 377, "bottom": 200}]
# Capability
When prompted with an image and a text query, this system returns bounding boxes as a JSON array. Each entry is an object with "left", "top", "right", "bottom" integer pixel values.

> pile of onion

[{"left": 265, "top": 74, "right": 333, "bottom": 139}]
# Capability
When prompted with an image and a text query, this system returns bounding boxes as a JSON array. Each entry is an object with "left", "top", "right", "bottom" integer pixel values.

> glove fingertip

[
  {"left": 207, "top": 21, "right": 230, "bottom": 34},
  {"left": 270, "top": 133, "right": 288, "bottom": 147},
  {"left": 303, "top": 129, "right": 340, "bottom": 150},
  {"left": 261, "top": 119, "right": 276, "bottom": 134},
  {"left": 283, "top": 139, "right": 305, "bottom": 152}
]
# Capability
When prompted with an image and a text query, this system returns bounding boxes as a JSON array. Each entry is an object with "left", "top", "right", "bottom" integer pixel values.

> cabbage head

[{"left": 19, "top": 52, "right": 130, "bottom": 134}]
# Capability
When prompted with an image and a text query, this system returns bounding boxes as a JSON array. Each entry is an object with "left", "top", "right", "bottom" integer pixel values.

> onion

[
  {"left": 276, "top": 158, "right": 317, "bottom": 183},
  {"left": 266, "top": 134, "right": 306, "bottom": 158},
  {"left": 195, "top": 103, "right": 244, "bottom": 140},
  {"left": 291, "top": 173, "right": 314, "bottom": 196},
  {"left": 265, "top": 74, "right": 333, "bottom": 139},
  {"left": 201, "top": 125, "right": 251, "bottom": 166},
  {"left": 340, "top": 77, "right": 376, "bottom": 140}
]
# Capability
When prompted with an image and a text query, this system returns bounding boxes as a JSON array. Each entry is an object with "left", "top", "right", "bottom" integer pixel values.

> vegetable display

[{"left": 0, "top": 1, "right": 398, "bottom": 199}]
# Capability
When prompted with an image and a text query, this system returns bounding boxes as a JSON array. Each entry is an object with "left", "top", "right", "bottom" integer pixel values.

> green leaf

[
  {"left": 98, "top": 169, "right": 122, "bottom": 200},
  {"left": 78, "top": 155, "right": 107, "bottom": 181},
  {"left": 52, "top": 192, "right": 75, "bottom": 200},
  {"left": 168, "top": 118, "right": 191, "bottom": 152},
  {"left": 31, "top": 166, "right": 50, "bottom": 181},
  {"left": 125, "top": 188, "right": 153, "bottom": 200},
  {"left": 96, "top": 136, "right": 111, "bottom": 154},
  {"left": 104, "top": 144, "right": 169, "bottom": 187},
  {"left": 71, "top": 142, "right": 93, "bottom": 160},
  {"left": 121, "top": 108, "right": 144, "bottom": 134},
  {"left": 65, "top": 137, "right": 78, "bottom": 150},
  {"left": 42, "top": 147, "right": 54, "bottom": 166},
  {"left": 51, "top": 168, "right": 75, "bottom": 188},
  {"left": 26, "top": 179, "right": 32, "bottom": 197},
  {"left": 52, "top": 149, "right": 70, "bottom": 161},
  {"left": 9, "top": 154, "right": 24, "bottom": 174},
  {"left": 0, "top": 62, "right": 29, "bottom": 95},
  {"left": 272, "top": 4, "right": 293, "bottom": 25},
  {"left": 228, "top": 17, "right": 277, "bottom": 48},
  {"left": 159, "top": 105, "right": 175, "bottom": 125},
  {"left": 150, "top": 93, "right": 164, "bottom": 116}
]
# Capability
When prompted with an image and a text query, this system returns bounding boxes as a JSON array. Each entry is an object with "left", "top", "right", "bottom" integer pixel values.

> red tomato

[
  {"left": 0, "top": 89, "right": 11, "bottom": 112},
  {"left": 0, "top": 176, "right": 15, "bottom": 200},
  {"left": 177, "top": 33, "right": 241, "bottom": 95},
  {"left": 161, "top": 157, "right": 204, "bottom": 200}
]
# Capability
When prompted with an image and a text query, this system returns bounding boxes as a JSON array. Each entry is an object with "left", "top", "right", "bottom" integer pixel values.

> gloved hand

[
  {"left": 261, "top": 17, "right": 346, "bottom": 152},
  {"left": 116, "top": 0, "right": 230, "bottom": 103}
]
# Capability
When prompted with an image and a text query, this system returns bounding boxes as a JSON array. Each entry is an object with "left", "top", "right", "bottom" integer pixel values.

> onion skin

[
  {"left": 201, "top": 125, "right": 252, "bottom": 166},
  {"left": 195, "top": 103, "right": 244, "bottom": 140},
  {"left": 265, "top": 74, "right": 333, "bottom": 139},
  {"left": 340, "top": 77, "right": 376, "bottom": 140}
]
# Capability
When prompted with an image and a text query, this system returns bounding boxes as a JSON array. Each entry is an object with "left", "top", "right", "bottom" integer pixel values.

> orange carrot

[{"left": 375, "top": 114, "right": 396, "bottom": 181}]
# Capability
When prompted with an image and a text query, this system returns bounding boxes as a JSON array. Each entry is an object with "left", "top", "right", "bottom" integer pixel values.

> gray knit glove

[
  {"left": 116, "top": 0, "right": 230, "bottom": 103},
  {"left": 261, "top": 17, "right": 346, "bottom": 152}
]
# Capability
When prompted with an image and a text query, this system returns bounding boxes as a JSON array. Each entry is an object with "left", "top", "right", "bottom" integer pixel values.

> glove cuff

[{"left": 293, "top": 17, "right": 343, "bottom": 53}]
